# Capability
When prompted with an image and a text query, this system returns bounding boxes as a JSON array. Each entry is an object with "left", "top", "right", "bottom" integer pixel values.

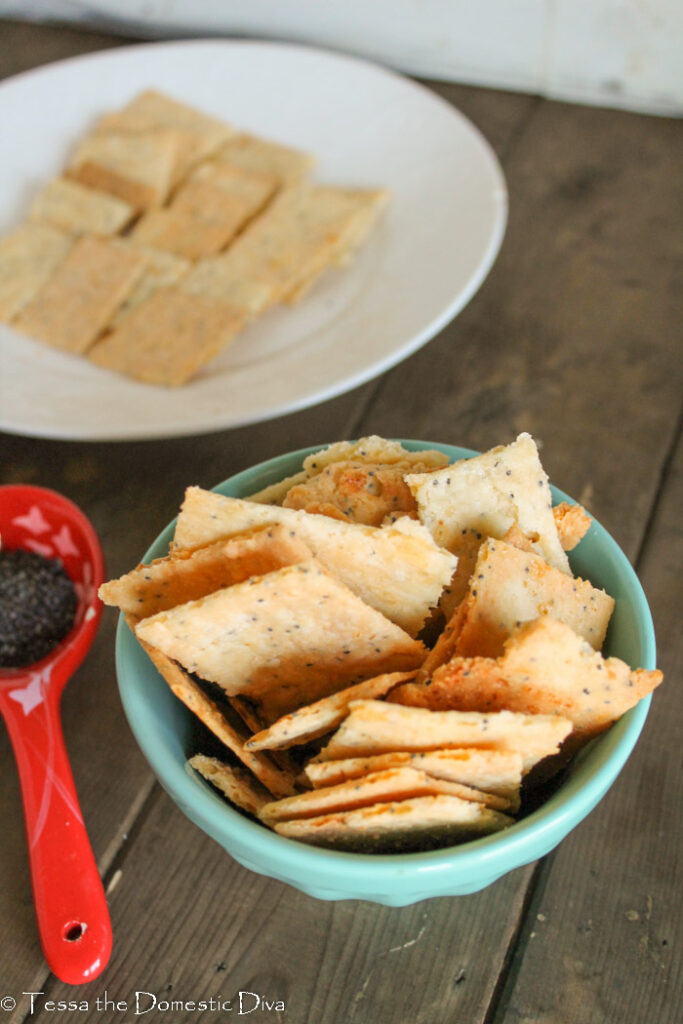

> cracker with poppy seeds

[
  {"left": 247, "top": 436, "right": 449, "bottom": 507},
  {"left": 134, "top": 559, "right": 426, "bottom": 723},
  {"left": 216, "top": 132, "right": 314, "bottom": 184},
  {"left": 204, "top": 183, "right": 389, "bottom": 306},
  {"left": 94, "top": 89, "right": 233, "bottom": 186},
  {"left": 14, "top": 236, "right": 145, "bottom": 354},
  {"left": 109, "top": 245, "right": 190, "bottom": 328},
  {"left": 88, "top": 287, "right": 248, "bottom": 387},
  {"left": 245, "top": 670, "right": 418, "bottom": 751},
  {"left": 258, "top": 766, "right": 512, "bottom": 826},
  {"left": 273, "top": 795, "right": 513, "bottom": 852},
  {"left": 0, "top": 222, "right": 73, "bottom": 322},
  {"left": 394, "top": 616, "right": 661, "bottom": 741},
  {"left": 314, "top": 700, "right": 572, "bottom": 773},
  {"left": 406, "top": 433, "right": 570, "bottom": 615},
  {"left": 132, "top": 625, "right": 296, "bottom": 798},
  {"left": 452, "top": 538, "right": 614, "bottom": 659},
  {"left": 188, "top": 754, "right": 271, "bottom": 816},
  {"left": 171, "top": 488, "right": 457, "bottom": 637},
  {"left": 67, "top": 129, "right": 182, "bottom": 210},
  {"left": 98, "top": 524, "right": 313, "bottom": 618},
  {"left": 303, "top": 748, "right": 523, "bottom": 808},
  {"left": 28, "top": 178, "right": 136, "bottom": 237},
  {"left": 180, "top": 257, "right": 274, "bottom": 316}
]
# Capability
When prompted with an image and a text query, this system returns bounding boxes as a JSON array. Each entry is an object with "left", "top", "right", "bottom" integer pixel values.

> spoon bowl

[{"left": 0, "top": 484, "right": 112, "bottom": 984}]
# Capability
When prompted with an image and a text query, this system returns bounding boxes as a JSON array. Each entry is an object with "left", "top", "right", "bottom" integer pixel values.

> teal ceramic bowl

[{"left": 116, "top": 442, "right": 656, "bottom": 904}]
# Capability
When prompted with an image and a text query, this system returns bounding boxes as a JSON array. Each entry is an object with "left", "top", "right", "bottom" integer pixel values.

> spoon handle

[{"left": 0, "top": 682, "right": 112, "bottom": 985}]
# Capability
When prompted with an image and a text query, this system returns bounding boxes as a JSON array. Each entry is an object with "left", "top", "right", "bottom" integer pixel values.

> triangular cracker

[{"left": 188, "top": 754, "right": 271, "bottom": 816}]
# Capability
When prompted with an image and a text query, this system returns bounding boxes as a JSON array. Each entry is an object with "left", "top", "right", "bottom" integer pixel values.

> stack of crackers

[
  {"left": 0, "top": 90, "right": 389, "bottom": 387},
  {"left": 100, "top": 433, "right": 662, "bottom": 853}
]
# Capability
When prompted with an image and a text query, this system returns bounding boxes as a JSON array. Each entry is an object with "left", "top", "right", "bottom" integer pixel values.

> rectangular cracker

[
  {"left": 315, "top": 699, "right": 572, "bottom": 773},
  {"left": 130, "top": 207, "right": 238, "bottom": 260},
  {"left": 88, "top": 287, "right": 247, "bottom": 387},
  {"left": 96, "top": 90, "right": 232, "bottom": 184},
  {"left": 187, "top": 161, "right": 278, "bottom": 211},
  {"left": 180, "top": 257, "right": 274, "bottom": 316},
  {"left": 109, "top": 245, "right": 190, "bottom": 328},
  {"left": 204, "top": 183, "right": 388, "bottom": 305},
  {"left": 273, "top": 795, "right": 513, "bottom": 852},
  {"left": 303, "top": 748, "right": 523, "bottom": 808},
  {"left": 259, "top": 766, "right": 511, "bottom": 825},
  {"left": 0, "top": 223, "right": 73, "bottom": 322},
  {"left": 13, "top": 236, "right": 145, "bottom": 354},
  {"left": 453, "top": 538, "right": 614, "bottom": 658},
  {"left": 188, "top": 754, "right": 271, "bottom": 816},
  {"left": 99, "top": 524, "right": 313, "bottom": 618},
  {"left": 134, "top": 559, "right": 425, "bottom": 722},
  {"left": 245, "top": 670, "right": 417, "bottom": 751},
  {"left": 67, "top": 129, "right": 181, "bottom": 209},
  {"left": 407, "top": 433, "right": 570, "bottom": 615},
  {"left": 28, "top": 177, "right": 136, "bottom": 236},
  {"left": 171, "top": 487, "right": 458, "bottom": 636},
  {"left": 171, "top": 177, "right": 275, "bottom": 247},
  {"left": 216, "top": 132, "right": 314, "bottom": 183},
  {"left": 133, "top": 627, "right": 296, "bottom": 798}
]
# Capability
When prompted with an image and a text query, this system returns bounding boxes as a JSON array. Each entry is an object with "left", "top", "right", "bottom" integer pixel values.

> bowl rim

[{"left": 115, "top": 440, "right": 655, "bottom": 887}]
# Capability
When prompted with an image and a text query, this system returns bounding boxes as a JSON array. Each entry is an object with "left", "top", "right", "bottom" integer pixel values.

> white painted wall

[{"left": 3, "top": 0, "right": 681, "bottom": 115}]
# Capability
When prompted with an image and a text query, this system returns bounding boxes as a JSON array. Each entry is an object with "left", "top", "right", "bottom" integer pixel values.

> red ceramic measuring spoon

[{"left": 0, "top": 485, "right": 112, "bottom": 985}]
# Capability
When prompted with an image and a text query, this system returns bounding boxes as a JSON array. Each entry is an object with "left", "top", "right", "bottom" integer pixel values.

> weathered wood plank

[
  {"left": 359, "top": 100, "right": 683, "bottom": 559},
  {"left": 492, "top": 426, "right": 682, "bottom": 1024},
  {"left": 29, "top": 790, "right": 536, "bottom": 1024}
]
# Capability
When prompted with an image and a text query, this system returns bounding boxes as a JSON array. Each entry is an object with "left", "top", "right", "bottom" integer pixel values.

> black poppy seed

[
  {"left": 583, "top": 688, "right": 590, "bottom": 695},
  {"left": 506, "top": 469, "right": 511, "bottom": 476}
]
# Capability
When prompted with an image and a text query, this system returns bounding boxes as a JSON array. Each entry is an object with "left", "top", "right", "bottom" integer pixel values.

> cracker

[
  {"left": 28, "top": 177, "right": 136, "bottom": 236},
  {"left": 171, "top": 487, "right": 457, "bottom": 636},
  {"left": 315, "top": 699, "right": 572, "bottom": 772},
  {"left": 188, "top": 754, "right": 271, "bottom": 816},
  {"left": 273, "top": 795, "right": 513, "bottom": 852},
  {"left": 204, "top": 183, "right": 389, "bottom": 305},
  {"left": 406, "top": 433, "right": 570, "bottom": 614},
  {"left": 0, "top": 223, "right": 73, "bottom": 322},
  {"left": 96, "top": 89, "right": 232, "bottom": 184},
  {"left": 259, "top": 766, "right": 511, "bottom": 825},
  {"left": 88, "top": 287, "right": 247, "bottom": 386},
  {"left": 170, "top": 177, "right": 275, "bottom": 250},
  {"left": 130, "top": 206, "right": 237, "bottom": 261},
  {"left": 14, "top": 236, "right": 145, "bottom": 354},
  {"left": 133, "top": 628, "right": 296, "bottom": 798},
  {"left": 216, "top": 132, "right": 314, "bottom": 183},
  {"left": 245, "top": 670, "right": 417, "bottom": 751},
  {"left": 188, "top": 161, "right": 278, "bottom": 211},
  {"left": 67, "top": 129, "right": 181, "bottom": 209},
  {"left": 281, "top": 461, "right": 425, "bottom": 526},
  {"left": 457, "top": 616, "right": 660, "bottom": 739},
  {"left": 452, "top": 539, "right": 614, "bottom": 658},
  {"left": 553, "top": 502, "right": 592, "bottom": 551},
  {"left": 246, "top": 438, "right": 450, "bottom": 507},
  {"left": 99, "top": 524, "right": 312, "bottom": 618},
  {"left": 303, "top": 748, "right": 523, "bottom": 808},
  {"left": 180, "top": 257, "right": 275, "bottom": 315},
  {"left": 109, "top": 245, "right": 190, "bottom": 328},
  {"left": 135, "top": 560, "right": 425, "bottom": 722}
]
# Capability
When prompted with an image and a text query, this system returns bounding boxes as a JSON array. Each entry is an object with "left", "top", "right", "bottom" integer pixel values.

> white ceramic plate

[{"left": 0, "top": 39, "right": 506, "bottom": 441}]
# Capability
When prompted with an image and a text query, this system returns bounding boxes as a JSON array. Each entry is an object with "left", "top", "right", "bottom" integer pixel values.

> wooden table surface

[{"left": 0, "top": 19, "right": 681, "bottom": 1024}]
